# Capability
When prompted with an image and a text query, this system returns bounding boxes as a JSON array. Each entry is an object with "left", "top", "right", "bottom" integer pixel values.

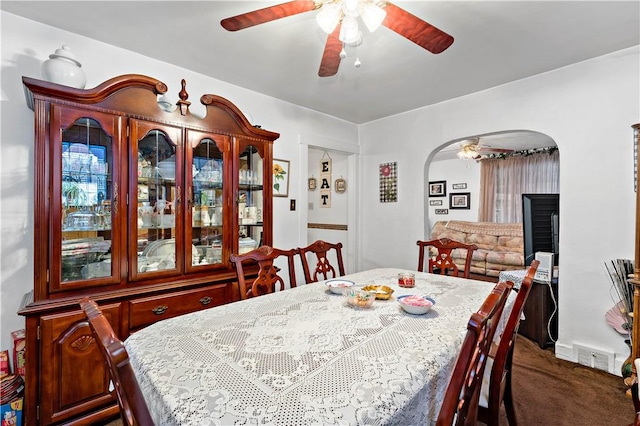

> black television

[{"left": 522, "top": 193, "right": 559, "bottom": 266}]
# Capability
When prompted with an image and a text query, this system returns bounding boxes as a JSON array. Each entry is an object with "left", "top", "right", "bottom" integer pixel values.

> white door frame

[{"left": 298, "top": 134, "right": 361, "bottom": 274}]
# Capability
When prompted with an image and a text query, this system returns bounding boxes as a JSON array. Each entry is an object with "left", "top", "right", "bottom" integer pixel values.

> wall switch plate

[{"left": 290, "top": 199, "right": 296, "bottom": 211}]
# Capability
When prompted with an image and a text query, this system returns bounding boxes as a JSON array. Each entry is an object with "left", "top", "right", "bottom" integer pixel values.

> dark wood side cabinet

[
  {"left": 19, "top": 75, "right": 279, "bottom": 425},
  {"left": 519, "top": 278, "right": 559, "bottom": 349}
]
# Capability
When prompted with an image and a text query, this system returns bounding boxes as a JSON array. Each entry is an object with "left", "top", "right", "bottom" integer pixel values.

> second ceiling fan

[{"left": 221, "top": 0, "right": 454, "bottom": 77}]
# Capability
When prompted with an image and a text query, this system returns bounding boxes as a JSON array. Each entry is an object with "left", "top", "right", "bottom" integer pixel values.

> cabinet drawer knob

[
  {"left": 152, "top": 305, "right": 168, "bottom": 315},
  {"left": 199, "top": 296, "right": 212, "bottom": 305}
]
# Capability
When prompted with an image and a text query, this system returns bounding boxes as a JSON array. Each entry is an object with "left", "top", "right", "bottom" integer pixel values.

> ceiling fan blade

[
  {"left": 382, "top": 3, "right": 454, "bottom": 54},
  {"left": 221, "top": 1, "right": 317, "bottom": 31},
  {"left": 318, "top": 24, "right": 342, "bottom": 77}
]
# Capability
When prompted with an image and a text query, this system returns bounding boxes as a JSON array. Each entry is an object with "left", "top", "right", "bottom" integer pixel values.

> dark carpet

[
  {"left": 498, "top": 335, "right": 632, "bottom": 426},
  {"left": 106, "top": 335, "right": 633, "bottom": 425}
]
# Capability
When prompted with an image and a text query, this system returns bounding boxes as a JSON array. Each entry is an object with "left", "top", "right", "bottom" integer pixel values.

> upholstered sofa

[{"left": 429, "top": 220, "right": 524, "bottom": 277}]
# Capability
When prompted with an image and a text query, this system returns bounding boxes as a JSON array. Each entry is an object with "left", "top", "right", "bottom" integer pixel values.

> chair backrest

[
  {"left": 478, "top": 260, "right": 539, "bottom": 426},
  {"left": 230, "top": 245, "right": 298, "bottom": 299},
  {"left": 417, "top": 238, "right": 478, "bottom": 278},
  {"left": 298, "top": 240, "right": 346, "bottom": 283},
  {"left": 79, "top": 297, "right": 154, "bottom": 426},
  {"left": 436, "top": 280, "right": 514, "bottom": 426}
]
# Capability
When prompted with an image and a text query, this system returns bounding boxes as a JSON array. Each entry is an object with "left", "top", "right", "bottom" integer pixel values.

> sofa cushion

[
  {"left": 496, "top": 235, "right": 523, "bottom": 251},
  {"left": 451, "top": 248, "right": 488, "bottom": 262},
  {"left": 466, "top": 233, "right": 498, "bottom": 250},
  {"left": 485, "top": 251, "right": 524, "bottom": 266},
  {"left": 444, "top": 220, "right": 523, "bottom": 237}
]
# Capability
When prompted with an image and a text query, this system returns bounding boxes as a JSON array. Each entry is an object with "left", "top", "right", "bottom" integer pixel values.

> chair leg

[{"left": 503, "top": 370, "right": 517, "bottom": 426}]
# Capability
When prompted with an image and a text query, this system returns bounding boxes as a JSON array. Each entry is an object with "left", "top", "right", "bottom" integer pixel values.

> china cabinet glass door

[
  {"left": 186, "top": 131, "right": 229, "bottom": 271},
  {"left": 53, "top": 107, "right": 122, "bottom": 290},
  {"left": 130, "top": 119, "right": 182, "bottom": 280},
  {"left": 237, "top": 143, "right": 264, "bottom": 255}
]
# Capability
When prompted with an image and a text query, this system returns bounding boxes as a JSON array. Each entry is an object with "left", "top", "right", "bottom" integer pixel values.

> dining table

[{"left": 124, "top": 268, "right": 504, "bottom": 425}]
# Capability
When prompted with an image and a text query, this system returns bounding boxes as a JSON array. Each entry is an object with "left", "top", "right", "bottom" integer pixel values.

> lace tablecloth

[{"left": 125, "top": 268, "right": 499, "bottom": 425}]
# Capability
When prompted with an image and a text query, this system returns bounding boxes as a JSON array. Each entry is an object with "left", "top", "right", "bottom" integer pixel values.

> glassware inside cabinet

[
  {"left": 60, "top": 118, "right": 113, "bottom": 281},
  {"left": 191, "top": 137, "right": 224, "bottom": 266},
  {"left": 237, "top": 144, "right": 263, "bottom": 254},
  {"left": 136, "top": 129, "right": 178, "bottom": 273}
]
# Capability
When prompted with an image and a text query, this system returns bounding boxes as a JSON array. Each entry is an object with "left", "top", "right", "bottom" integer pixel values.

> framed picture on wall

[
  {"left": 428, "top": 180, "right": 446, "bottom": 197},
  {"left": 452, "top": 183, "right": 467, "bottom": 190},
  {"left": 273, "top": 159, "right": 290, "bottom": 197},
  {"left": 450, "top": 192, "right": 470, "bottom": 209},
  {"left": 435, "top": 208, "right": 449, "bottom": 215},
  {"left": 429, "top": 199, "right": 443, "bottom": 206}
]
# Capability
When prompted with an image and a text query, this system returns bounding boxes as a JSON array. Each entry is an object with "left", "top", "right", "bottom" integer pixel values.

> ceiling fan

[
  {"left": 457, "top": 138, "right": 514, "bottom": 160},
  {"left": 220, "top": 1, "right": 454, "bottom": 77}
]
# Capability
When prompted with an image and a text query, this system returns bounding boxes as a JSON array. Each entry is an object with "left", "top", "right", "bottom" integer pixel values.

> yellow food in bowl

[{"left": 361, "top": 285, "right": 394, "bottom": 300}]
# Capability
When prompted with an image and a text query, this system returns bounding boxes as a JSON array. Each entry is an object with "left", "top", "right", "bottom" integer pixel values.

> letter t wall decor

[{"left": 320, "top": 152, "right": 332, "bottom": 208}]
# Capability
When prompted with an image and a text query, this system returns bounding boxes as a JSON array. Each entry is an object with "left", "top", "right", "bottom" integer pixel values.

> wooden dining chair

[
  {"left": 436, "top": 280, "right": 514, "bottom": 426},
  {"left": 230, "top": 245, "right": 298, "bottom": 299},
  {"left": 79, "top": 297, "right": 154, "bottom": 426},
  {"left": 298, "top": 240, "right": 346, "bottom": 283},
  {"left": 478, "top": 260, "right": 539, "bottom": 426},
  {"left": 417, "top": 238, "right": 478, "bottom": 278}
]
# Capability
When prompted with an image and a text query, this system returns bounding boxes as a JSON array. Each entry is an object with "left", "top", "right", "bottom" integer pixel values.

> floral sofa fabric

[{"left": 430, "top": 220, "right": 524, "bottom": 277}]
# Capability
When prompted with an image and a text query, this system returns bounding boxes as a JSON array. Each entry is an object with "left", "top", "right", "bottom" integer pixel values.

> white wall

[
  {"left": 359, "top": 46, "right": 640, "bottom": 374},
  {"left": 0, "top": 12, "right": 358, "bottom": 352}
]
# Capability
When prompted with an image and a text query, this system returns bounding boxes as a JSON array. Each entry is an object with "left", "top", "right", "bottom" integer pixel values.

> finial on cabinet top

[{"left": 176, "top": 78, "right": 191, "bottom": 116}]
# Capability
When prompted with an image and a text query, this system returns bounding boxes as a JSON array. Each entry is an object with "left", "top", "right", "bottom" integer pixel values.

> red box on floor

[{"left": 10, "top": 330, "right": 25, "bottom": 379}]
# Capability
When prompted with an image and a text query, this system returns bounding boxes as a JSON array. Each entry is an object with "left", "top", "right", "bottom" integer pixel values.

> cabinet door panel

[
  {"left": 130, "top": 119, "right": 183, "bottom": 281},
  {"left": 235, "top": 139, "right": 272, "bottom": 252},
  {"left": 50, "top": 106, "right": 124, "bottom": 293},
  {"left": 39, "top": 303, "right": 122, "bottom": 424},
  {"left": 186, "top": 130, "right": 230, "bottom": 272}
]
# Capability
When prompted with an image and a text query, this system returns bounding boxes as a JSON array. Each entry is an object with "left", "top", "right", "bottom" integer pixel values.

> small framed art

[
  {"left": 452, "top": 183, "right": 467, "bottom": 190},
  {"left": 273, "top": 159, "right": 290, "bottom": 197},
  {"left": 429, "top": 199, "right": 443, "bottom": 206},
  {"left": 435, "top": 208, "right": 449, "bottom": 215},
  {"left": 450, "top": 192, "right": 470, "bottom": 209},
  {"left": 428, "top": 181, "right": 446, "bottom": 197}
]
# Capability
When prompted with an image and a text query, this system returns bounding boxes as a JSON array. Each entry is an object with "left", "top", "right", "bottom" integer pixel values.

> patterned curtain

[{"left": 478, "top": 150, "right": 559, "bottom": 222}]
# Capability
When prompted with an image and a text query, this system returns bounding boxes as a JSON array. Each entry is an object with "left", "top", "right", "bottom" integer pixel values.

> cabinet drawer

[{"left": 130, "top": 285, "right": 227, "bottom": 329}]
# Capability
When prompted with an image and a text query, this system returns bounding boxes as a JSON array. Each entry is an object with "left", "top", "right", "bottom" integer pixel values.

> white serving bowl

[
  {"left": 157, "top": 158, "right": 176, "bottom": 179},
  {"left": 325, "top": 279, "right": 355, "bottom": 294},
  {"left": 397, "top": 295, "right": 436, "bottom": 315},
  {"left": 343, "top": 288, "right": 375, "bottom": 309}
]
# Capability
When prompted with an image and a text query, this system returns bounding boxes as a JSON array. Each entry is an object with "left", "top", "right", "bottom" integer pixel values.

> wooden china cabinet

[{"left": 19, "top": 74, "right": 279, "bottom": 425}]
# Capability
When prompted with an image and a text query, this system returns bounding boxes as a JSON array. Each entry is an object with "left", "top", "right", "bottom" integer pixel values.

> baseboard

[{"left": 556, "top": 341, "right": 620, "bottom": 376}]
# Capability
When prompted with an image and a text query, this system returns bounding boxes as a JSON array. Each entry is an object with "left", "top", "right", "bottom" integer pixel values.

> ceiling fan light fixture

[
  {"left": 457, "top": 143, "right": 480, "bottom": 160},
  {"left": 339, "top": 15, "right": 360, "bottom": 43},
  {"left": 457, "top": 150, "right": 478, "bottom": 160},
  {"left": 316, "top": 3, "right": 342, "bottom": 34},
  {"left": 360, "top": 2, "right": 386, "bottom": 32}
]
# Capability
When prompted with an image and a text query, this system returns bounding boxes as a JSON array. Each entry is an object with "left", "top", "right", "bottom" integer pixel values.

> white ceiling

[{"left": 3, "top": 1, "right": 639, "bottom": 127}]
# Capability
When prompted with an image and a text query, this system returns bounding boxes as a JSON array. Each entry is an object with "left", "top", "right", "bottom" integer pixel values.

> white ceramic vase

[{"left": 41, "top": 45, "right": 86, "bottom": 89}]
